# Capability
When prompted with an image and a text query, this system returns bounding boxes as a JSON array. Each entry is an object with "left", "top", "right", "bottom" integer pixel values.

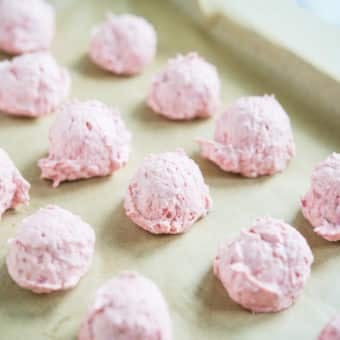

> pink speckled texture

[
  {"left": 6, "top": 205, "right": 95, "bottom": 294},
  {"left": 38, "top": 100, "right": 131, "bottom": 187},
  {"left": 0, "top": 0, "right": 55, "bottom": 54},
  {"left": 147, "top": 52, "right": 220, "bottom": 120},
  {"left": 198, "top": 95, "right": 295, "bottom": 177},
  {"left": 124, "top": 149, "right": 212, "bottom": 234},
  {"left": 319, "top": 315, "right": 340, "bottom": 340},
  {"left": 301, "top": 153, "right": 340, "bottom": 241},
  {"left": 0, "top": 148, "right": 30, "bottom": 218},
  {"left": 0, "top": 52, "right": 71, "bottom": 117},
  {"left": 89, "top": 13, "right": 156, "bottom": 75},
  {"left": 78, "top": 271, "right": 172, "bottom": 340},
  {"left": 214, "top": 217, "right": 313, "bottom": 313}
]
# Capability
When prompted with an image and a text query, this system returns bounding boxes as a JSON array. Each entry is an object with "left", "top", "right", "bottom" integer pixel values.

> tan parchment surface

[{"left": 0, "top": 0, "right": 339, "bottom": 339}]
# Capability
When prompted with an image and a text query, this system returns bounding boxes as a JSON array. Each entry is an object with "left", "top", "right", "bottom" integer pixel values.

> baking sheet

[
  {"left": 174, "top": 0, "right": 340, "bottom": 126},
  {"left": 0, "top": 0, "right": 340, "bottom": 339}
]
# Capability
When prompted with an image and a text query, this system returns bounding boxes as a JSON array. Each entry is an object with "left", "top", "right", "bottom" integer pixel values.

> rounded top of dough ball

[
  {"left": 6, "top": 205, "right": 95, "bottom": 293},
  {"left": 0, "top": 0, "right": 55, "bottom": 54},
  {"left": 198, "top": 95, "right": 295, "bottom": 177},
  {"left": 301, "top": 152, "right": 340, "bottom": 241},
  {"left": 78, "top": 271, "right": 172, "bottom": 340},
  {"left": 318, "top": 315, "right": 340, "bottom": 340},
  {"left": 214, "top": 217, "right": 313, "bottom": 312},
  {"left": 124, "top": 149, "right": 212, "bottom": 234},
  {"left": 147, "top": 52, "right": 220, "bottom": 120},
  {"left": 89, "top": 13, "right": 157, "bottom": 75},
  {"left": 0, "top": 52, "right": 70, "bottom": 117},
  {"left": 38, "top": 100, "right": 131, "bottom": 187},
  {"left": 0, "top": 147, "right": 30, "bottom": 218}
]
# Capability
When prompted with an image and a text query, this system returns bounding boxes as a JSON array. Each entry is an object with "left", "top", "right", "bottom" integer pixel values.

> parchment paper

[{"left": 0, "top": 0, "right": 339, "bottom": 339}]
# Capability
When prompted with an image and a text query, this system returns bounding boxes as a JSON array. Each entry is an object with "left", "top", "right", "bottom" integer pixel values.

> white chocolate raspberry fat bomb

[
  {"left": 147, "top": 53, "right": 220, "bottom": 120},
  {"left": 6, "top": 205, "right": 95, "bottom": 293},
  {"left": 78, "top": 272, "right": 172, "bottom": 340},
  {"left": 89, "top": 14, "right": 156, "bottom": 75},
  {"left": 124, "top": 149, "right": 212, "bottom": 234},
  {"left": 301, "top": 153, "right": 340, "bottom": 241},
  {"left": 198, "top": 95, "right": 295, "bottom": 177},
  {"left": 319, "top": 315, "right": 340, "bottom": 340},
  {"left": 0, "top": 52, "right": 71, "bottom": 117},
  {"left": 38, "top": 100, "right": 131, "bottom": 187},
  {"left": 214, "top": 217, "right": 313, "bottom": 313},
  {"left": 0, "top": 148, "right": 30, "bottom": 218},
  {"left": 0, "top": 0, "right": 55, "bottom": 55}
]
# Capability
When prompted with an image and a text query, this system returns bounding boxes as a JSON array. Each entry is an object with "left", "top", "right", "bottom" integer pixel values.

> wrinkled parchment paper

[{"left": 0, "top": 0, "right": 339, "bottom": 339}]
